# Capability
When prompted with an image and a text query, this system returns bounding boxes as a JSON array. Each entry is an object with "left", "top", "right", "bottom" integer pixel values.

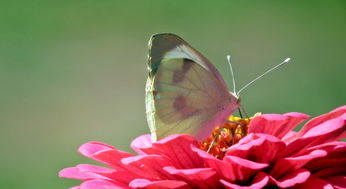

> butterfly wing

[
  {"left": 146, "top": 34, "right": 239, "bottom": 141},
  {"left": 148, "top": 33, "right": 227, "bottom": 87}
]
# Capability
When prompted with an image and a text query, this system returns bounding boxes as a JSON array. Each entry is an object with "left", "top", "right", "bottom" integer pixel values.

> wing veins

[
  {"left": 155, "top": 82, "right": 210, "bottom": 100},
  {"left": 158, "top": 107, "right": 219, "bottom": 137},
  {"left": 157, "top": 66, "right": 206, "bottom": 92},
  {"left": 154, "top": 95, "right": 210, "bottom": 107},
  {"left": 190, "top": 65, "right": 215, "bottom": 100},
  {"left": 157, "top": 103, "right": 220, "bottom": 121}
]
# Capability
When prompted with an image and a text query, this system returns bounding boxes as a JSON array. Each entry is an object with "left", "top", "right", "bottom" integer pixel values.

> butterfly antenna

[
  {"left": 237, "top": 58, "right": 291, "bottom": 96},
  {"left": 227, "top": 55, "right": 236, "bottom": 94}
]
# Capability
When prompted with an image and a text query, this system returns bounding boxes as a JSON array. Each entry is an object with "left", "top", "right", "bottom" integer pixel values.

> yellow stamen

[{"left": 199, "top": 114, "right": 258, "bottom": 159}]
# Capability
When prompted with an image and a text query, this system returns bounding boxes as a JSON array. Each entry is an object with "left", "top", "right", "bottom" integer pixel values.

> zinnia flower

[{"left": 59, "top": 106, "right": 346, "bottom": 188}]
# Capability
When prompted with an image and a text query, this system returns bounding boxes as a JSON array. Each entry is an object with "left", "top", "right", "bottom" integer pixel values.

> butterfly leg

[
  {"left": 227, "top": 121, "right": 244, "bottom": 126},
  {"left": 226, "top": 121, "right": 246, "bottom": 145},
  {"left": 238, "top": 104, "right": 249, "bottom": 118},
  {"left": 207, "top": 136, "right": 217, "bottom": 153},
  {"left": 238, "top": 108, "right": 243, "bottom": 118}
]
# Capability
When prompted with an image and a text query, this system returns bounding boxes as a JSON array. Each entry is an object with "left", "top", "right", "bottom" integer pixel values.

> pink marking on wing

[
  {"left": 172, "top": 59, "right": 193, "bottom": 83},
  {"left": 173, "top": 70, "right": 184, "bottom": 83},
  {"left": 173, "top": 96, "right": 186, "bottom": 110},
  {"left": 172, "top": 95, "right": 196, "bottom": 120}
]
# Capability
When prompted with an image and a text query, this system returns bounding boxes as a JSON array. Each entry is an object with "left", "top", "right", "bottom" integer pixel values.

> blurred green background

[{"left": 1, "top": 0, "right": 345, "bottom": 188}]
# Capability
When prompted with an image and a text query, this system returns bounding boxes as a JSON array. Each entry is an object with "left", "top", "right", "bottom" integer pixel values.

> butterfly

[{"left": 145, "top": 33, "right": 240, "bottom": 142}]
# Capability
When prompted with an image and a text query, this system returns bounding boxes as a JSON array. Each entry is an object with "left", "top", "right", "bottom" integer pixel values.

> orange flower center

[{"left": 199, "top": 115, "right": 255, "bottom": 159}]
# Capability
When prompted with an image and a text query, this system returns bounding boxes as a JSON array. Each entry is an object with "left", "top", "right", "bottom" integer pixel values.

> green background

[{"left": 1, "top": 1, "right": 345, "bottom": 188}]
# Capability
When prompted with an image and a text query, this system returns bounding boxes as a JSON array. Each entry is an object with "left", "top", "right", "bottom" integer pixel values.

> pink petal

[
  {"left": 129, "top": 179, "right": 189, "bottom": 189},
  {"left": 140, "top": 134, "right": 204, "bottom": 169},
  {"left": 224, "top": 156, "right": 268, "bottom": 182},
  {"left": 59, "top": 166, "right": 108, "bottom": 181},
  {"left": 299, "top": 105, "right": 346, "bottom": 137},
  {"left": 226, "top": 133, "right": 286, "bottom": 164},
  {"left": 307, "top": 141, "right": 346, "bottom": 152},
  {"left": 270, "top": 149, "right": 326, "bottom": 178},
  {"left": 282, "top": 117, "right": 345, "bottom": 156},
  {"left": 269, "top": 168, "right": 310, "bottom": 188},
  {"left": 337, "top": 127, "right": 346, "bottom": 140},
  {"left": 300, "top": 117, "right": 345, "bottom": 139},
  {"left": 163, "top": 166, "right": 219, "bottom": 189},
  {"left": 78, "top": 142, "right": 133, "bottom": 170},
  {"left": 75, "top": 164, "right": 136, "bottom": 184},
  {"left": 293, "top": 176, "right": 333, "bottom": 189},
  {"left": 249, "top": 113, "right": 309, "bottom": 139},
  {"left": 59, "top": 164, "right": 134, "bottom": 184},
  {"left": 313, "top": 167, "right": 346, "bottom": 178},
  {"left": 59, "top": 167, "right": 86, "bottom": 180},
  {"left": 193, "top": 147, "right": 267, "bottom": 182},
  {"left": 304, "top": 142, "right": 346, "bottom": 175},
  {"left": 324, "top": 175, "right": 346, "bottom": 189},
  {"left": 70, "top": 186, "right": 80, "bottom": 189},
  {"left": 306, "top": 157, "right": 346, "bottom": 176},
  {"left": 79, "top": 179, "right": 130, "bottom": 189},
  {"left": 98, "top": 171, "right": 137, "bottom": 185},
  {"left": 121, "top": 155, "right": 175, "bottom": 180},
  {"left": 220, "top": 172, "right": 269, "bottom": 189},
  {"left": 131, "top": 134, "right": 152, "bottom": 155},
  {"left": 281, "top": 131, "right": 298, "bottom": 143},
  {"left": 76, "top": 164, "right": 114, "bottom": 173}
]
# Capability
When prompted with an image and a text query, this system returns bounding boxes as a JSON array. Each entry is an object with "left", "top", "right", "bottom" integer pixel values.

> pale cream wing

[{"left": 146, "top": 58, "right": 238, "bottom": 141}]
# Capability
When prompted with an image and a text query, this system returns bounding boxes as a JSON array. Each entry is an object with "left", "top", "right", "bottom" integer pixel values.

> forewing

[
  {"left": 148, "top": 33, "right": 227, "bottom": 87},
  {"left": 146, "top": 58, "right": 238, "bottom": 141}
]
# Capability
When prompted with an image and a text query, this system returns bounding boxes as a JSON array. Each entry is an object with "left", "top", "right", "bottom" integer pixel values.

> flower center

[{"left": 199, "top": 115, "right": 255, "bottom": 159}]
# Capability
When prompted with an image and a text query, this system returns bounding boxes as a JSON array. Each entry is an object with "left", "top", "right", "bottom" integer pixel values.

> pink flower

[{"left": 59, "top": 106, "right": 346, "bottom": 188}]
